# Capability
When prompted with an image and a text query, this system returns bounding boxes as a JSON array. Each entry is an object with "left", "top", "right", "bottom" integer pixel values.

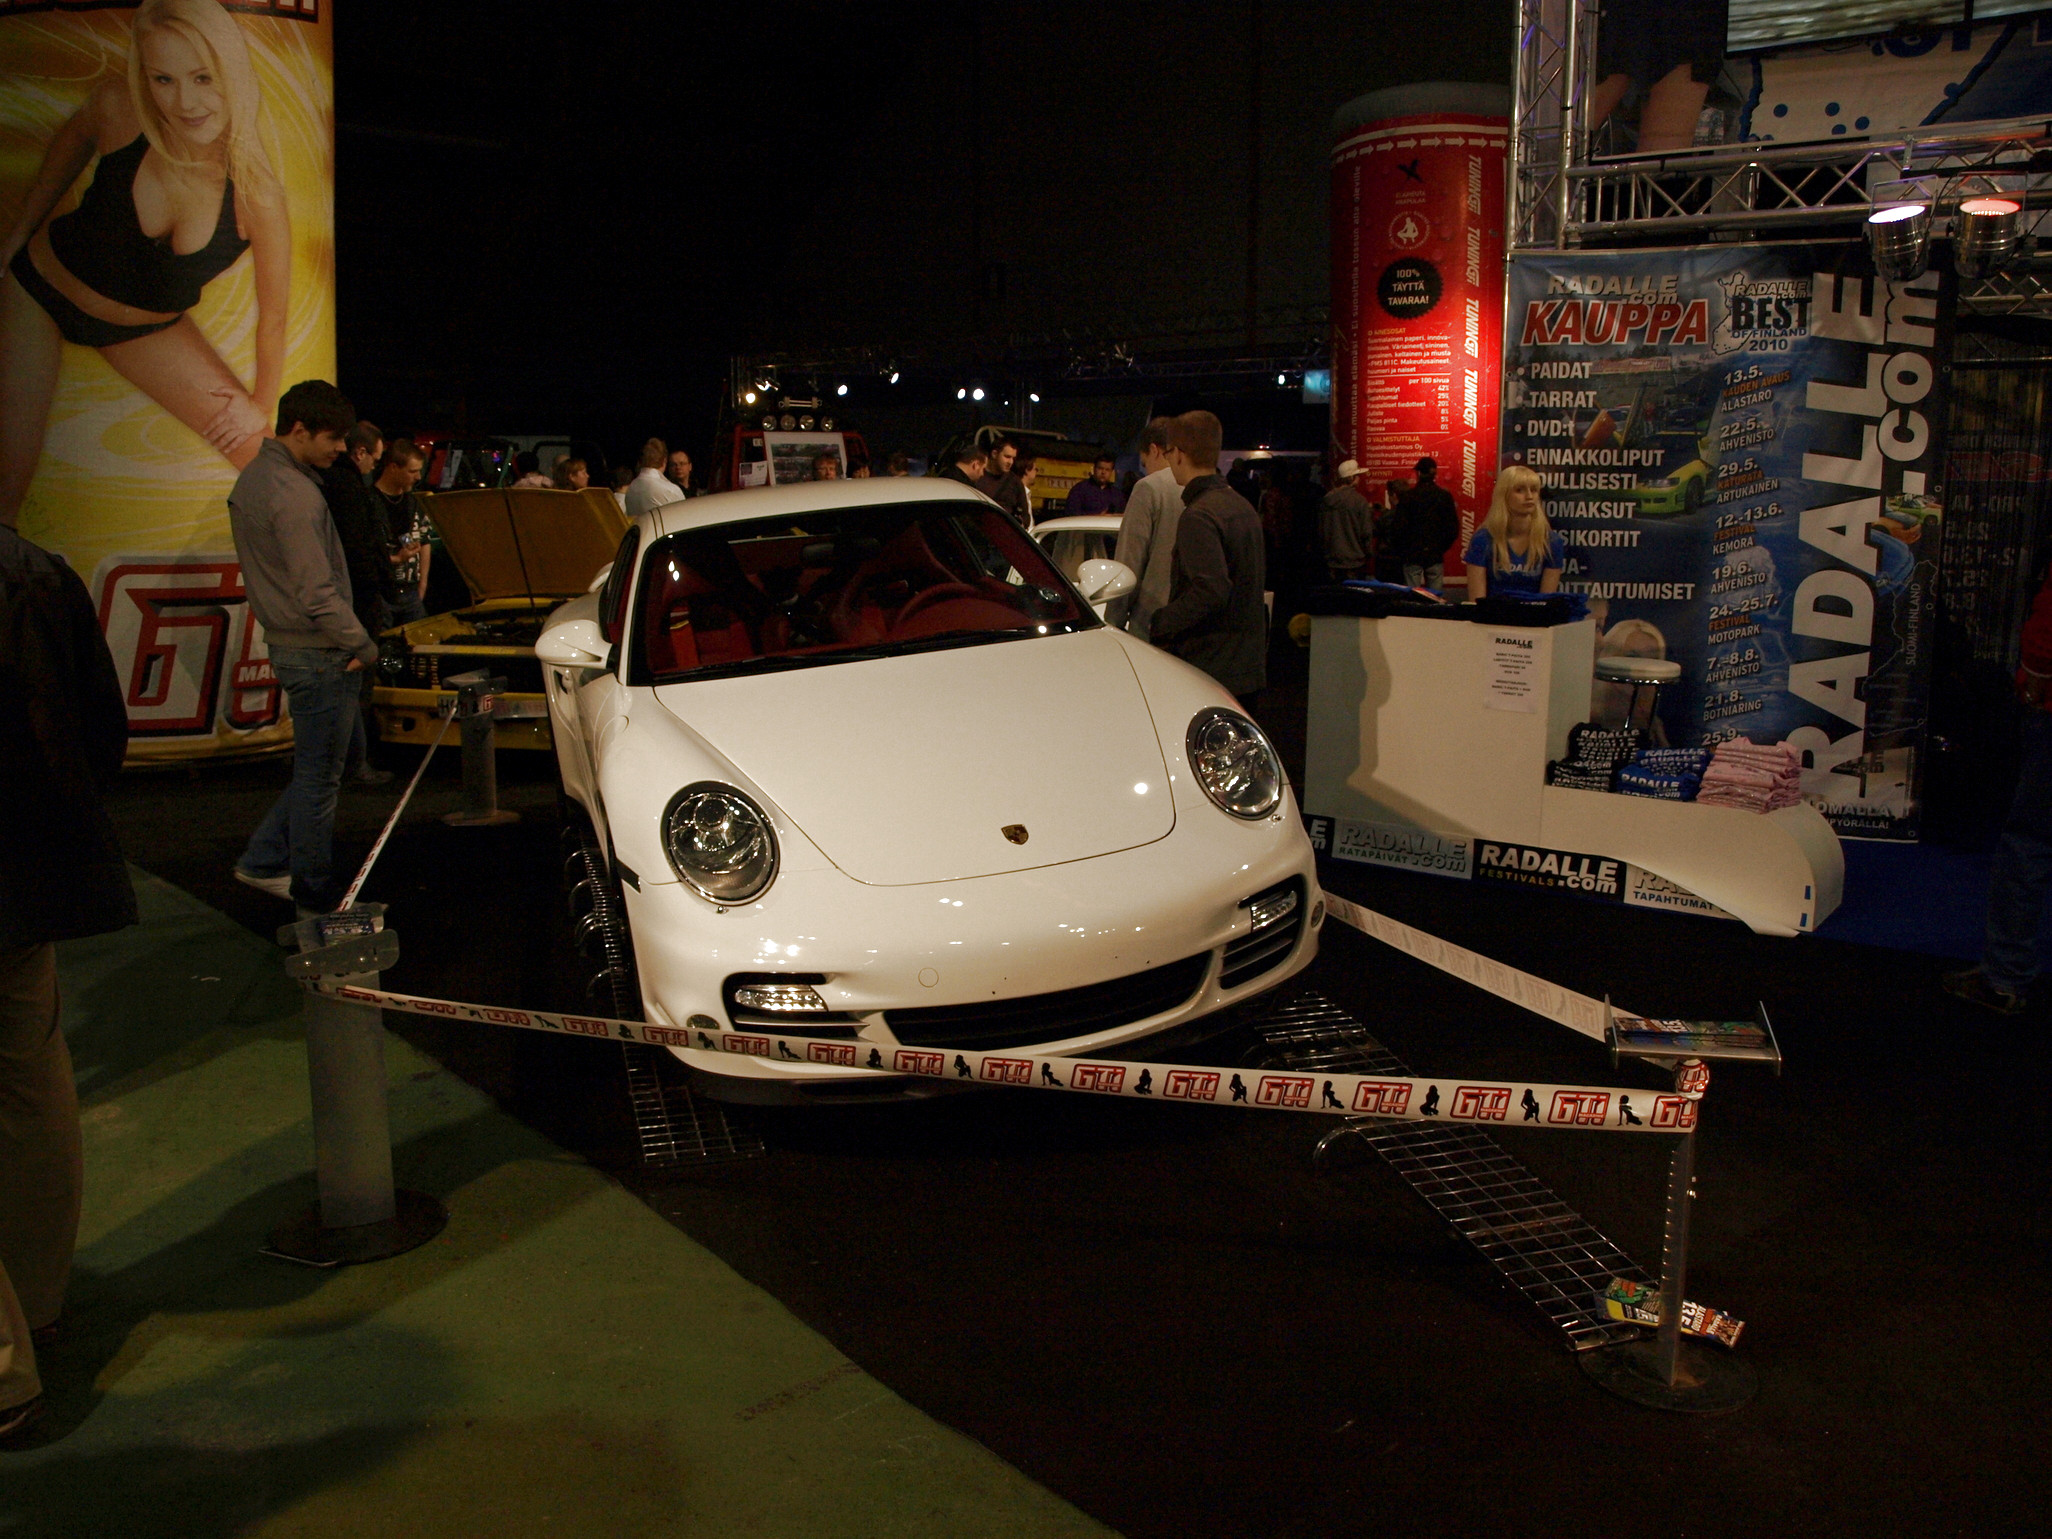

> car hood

[
  {"left": 421, "top": 487, "right": 628, "bottom": 602},
  {"left": 652, "top": 630, "right": 1174, "bottom": 885}
]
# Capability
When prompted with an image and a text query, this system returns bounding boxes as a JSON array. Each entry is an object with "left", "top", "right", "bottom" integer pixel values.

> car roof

[
  {"left": 1032, "top": 514, "right": 1122, "bottom": 534},
  {"left": 645, "top": 476, "right": 993, "bottom": 540}
]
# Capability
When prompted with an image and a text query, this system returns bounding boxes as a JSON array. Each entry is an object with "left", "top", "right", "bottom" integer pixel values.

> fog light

[
  {"left": 731, "top": 982, "right": 829, "bottom": 1013},
  {"left": 1955, "top": 197, "right": 2022, "bottom": 280},
  {"left": 1246, "top": 887, "right": 1299, "bottom": 932},
  {"left": 1868, "top": 203, "right": 1930, "bottom": 283}
]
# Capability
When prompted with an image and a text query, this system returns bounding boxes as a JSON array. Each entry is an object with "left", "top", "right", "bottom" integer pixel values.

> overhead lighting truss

[{"left": 1510, "top": 0, "right": 2052, "bottom": 319}]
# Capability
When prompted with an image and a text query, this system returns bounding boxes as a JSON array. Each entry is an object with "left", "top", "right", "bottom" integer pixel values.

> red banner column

[{"left": 1331, "top": 83, "right": 1507, "bottom": 578}]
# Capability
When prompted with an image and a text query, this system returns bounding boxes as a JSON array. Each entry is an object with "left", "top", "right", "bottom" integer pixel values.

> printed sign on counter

[
  {"left": 1326, "top": 818, "right": 1476, "bottom": 879},
  {"left": 1474, "top": 841, "right": 1624, "bottom": 899},
  {"left": 1486, "top": 632, "right": 1540, "bottom": 711},
  {"left": 1622, "top": 864, "right": 1735, "bottom": 919}
]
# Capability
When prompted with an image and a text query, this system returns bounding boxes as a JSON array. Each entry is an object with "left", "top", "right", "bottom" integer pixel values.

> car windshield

[{"left": 632, "top": 500, "right": 1095, "bottom": 684}]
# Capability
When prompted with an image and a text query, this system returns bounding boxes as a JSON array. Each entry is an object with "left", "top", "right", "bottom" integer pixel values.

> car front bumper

[{"left": 622, "top": 805, "right": 1322, "bottom": 1099}]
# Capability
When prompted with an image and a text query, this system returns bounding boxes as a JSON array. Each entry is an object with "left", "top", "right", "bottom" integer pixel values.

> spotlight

[
  {"left": 957, "top": 387, "right": 967, "bottom": 400},
  {"left": 971, "top": 387, "right": 985, "bottom": 401},
  {"left": 798, "top": 415, "right": 815, "bottom": 430},
  {"left": 779, "top": 413, "right": 796, "bottom": 430},
  {"left": 1868, "top": 203, "right": 1931, "bottom": 283},
  {"left": 1955, "top": 197, "right": 2022, "bottom": 280},
  {"left": 889, "top": 370, "right": 901, "bottom": 384},
  {"left": 836, "top": 382, "right": 849, "bottom": 396},
  {"left": 1029, "top": 392, "right": 1040, "bottom": 403},
  {"left": 743, "top": 390, "right": 757, "bottom": 404},
  {"left": 1276, "top": 372, "right": 1286, "bottom": 385}
]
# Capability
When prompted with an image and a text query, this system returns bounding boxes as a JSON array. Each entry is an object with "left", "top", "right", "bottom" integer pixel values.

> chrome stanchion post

[
  {"left": 1580, "top": 1055, "right": 1756, "bottom": 1412},
  {"left": 264, "top": 907, "right": 448, "bottom": 1266},
  {"left": 442, "top": 669, "right": 519, "bottom": 828},
  {"left": 1652, "top": 1106, "right": 1698, "bottom": 1387}
]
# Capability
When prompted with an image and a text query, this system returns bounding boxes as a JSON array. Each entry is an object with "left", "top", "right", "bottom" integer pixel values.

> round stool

[{"left": 1594, "top": 655, "right": 1682, "bottom": 735}]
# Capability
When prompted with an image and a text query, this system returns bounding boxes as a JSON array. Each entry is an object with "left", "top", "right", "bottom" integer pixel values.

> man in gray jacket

[
  {"left": 1109, "top": 417, "right": 1179, "bottom": 638},
  {"left": 1151, "top": 411, "right": 1267, "bottom": 704},
  {"left": 228, "top": 380, "right": 377, "bottom": 915}
]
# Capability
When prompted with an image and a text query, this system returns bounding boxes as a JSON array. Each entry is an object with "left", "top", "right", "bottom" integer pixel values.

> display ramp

[{"left": 1250, "top": 992, "right": 1649, "bottom": 1351}]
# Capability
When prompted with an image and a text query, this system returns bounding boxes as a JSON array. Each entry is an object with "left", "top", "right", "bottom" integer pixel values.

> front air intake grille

[
  {"left": 884, "top": 952, "right": 1211, "bottom": 1051},
  {"left": 1219, "top": 878, "right": 1304, "bottom": 991}
]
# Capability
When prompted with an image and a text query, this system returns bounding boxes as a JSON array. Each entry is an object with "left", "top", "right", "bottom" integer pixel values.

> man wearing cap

[
  {"left": 1387, "top": 456, "right": 1462, "bottom": 591},
  {"left": 1318, "top": 460, "right": 1373, "bottom": 584}
]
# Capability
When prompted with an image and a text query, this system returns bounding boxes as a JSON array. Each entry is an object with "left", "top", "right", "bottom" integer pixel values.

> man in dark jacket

[
  {"left": 322, "top": 419, "right": 398, "bottom": 786},
  {"left": 939, "top": 444, "right": 987, "bottom": 489},
  {"left": 1946, "top": 563, "right": 2052, "bottom": 1014},
  {"left": 1151, "top": 410, "right": 1267, "bottom": 703},
  {"left": 1386, "top": 456, "right": 1461, "bottom": 590},
  {"left": 0, "top": 525, "right": 137, "bottom": 1444}
]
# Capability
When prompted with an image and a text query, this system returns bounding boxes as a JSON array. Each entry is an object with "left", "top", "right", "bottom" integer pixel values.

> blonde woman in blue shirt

[{"left": 1465, "top": 465, "right": 1564, "bottom": 599}]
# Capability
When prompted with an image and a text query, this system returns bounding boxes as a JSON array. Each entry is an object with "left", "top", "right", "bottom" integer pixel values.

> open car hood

[
  {"left": 654, "top": 631, "right": 1173, "bottom": 886},
  {"left": 420, "top": 488, "right": 627, "bottom": 602}
]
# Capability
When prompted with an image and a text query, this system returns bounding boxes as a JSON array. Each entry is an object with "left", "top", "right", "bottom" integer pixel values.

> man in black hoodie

[
  {"left": 0, "top": 524, "right": 137, "bottom": 1444},
  {"left": 1151, "top": 410, "right": 1267, "bottom": 704},
  {"left": 939, "top": 443, "right": 987, "bottom": 489},
  {"left": 1387, "top": 456, "right": 1461, "bottom": 590}
]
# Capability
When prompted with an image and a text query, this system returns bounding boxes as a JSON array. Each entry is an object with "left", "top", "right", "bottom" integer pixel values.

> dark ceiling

[{"left": 335, "top": 0, "right": 1515, "bottom": 445}]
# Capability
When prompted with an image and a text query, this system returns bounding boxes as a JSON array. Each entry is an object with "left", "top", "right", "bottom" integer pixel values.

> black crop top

[{"left": 46, "top": 135, "right": 249, "bottom": 314}]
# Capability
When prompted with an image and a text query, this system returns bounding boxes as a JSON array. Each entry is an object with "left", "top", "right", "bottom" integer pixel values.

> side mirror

[
  {"left": 587, "top": 561, "right": 613, "bottom": 594},
  {"left": 536, "top": 615, "right": 608, "bottom": 667},
  {"left": 1077, "top": 558, "right": 1137, "bottom": 604}
]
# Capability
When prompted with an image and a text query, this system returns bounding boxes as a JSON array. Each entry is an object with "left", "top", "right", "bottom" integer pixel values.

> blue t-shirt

[{"left": 1465, "top": 528, "right": 1564, "bottom": 596}]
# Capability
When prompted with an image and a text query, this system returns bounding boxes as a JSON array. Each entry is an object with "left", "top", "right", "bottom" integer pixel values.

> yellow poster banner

[{"left": 1, "top": 0, "right": 334, "bottom": 760}]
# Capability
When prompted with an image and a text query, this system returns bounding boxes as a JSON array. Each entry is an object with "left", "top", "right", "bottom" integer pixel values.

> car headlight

[
  {"left": 1186, "top": 708, "right": 1282, "bottom": 819},
  {"left": 662, "top": 782, "right": 778, "bottom": 903}
]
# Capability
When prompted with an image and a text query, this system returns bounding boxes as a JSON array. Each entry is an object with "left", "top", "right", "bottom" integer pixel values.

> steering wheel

[{"left": 892, "top": 582, "right": 983, "bottom": 627}]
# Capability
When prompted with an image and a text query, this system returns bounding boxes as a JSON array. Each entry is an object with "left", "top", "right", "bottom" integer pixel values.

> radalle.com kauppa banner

[{"left": 1502, "top": 244, "right": 1950, "bottom": 840}]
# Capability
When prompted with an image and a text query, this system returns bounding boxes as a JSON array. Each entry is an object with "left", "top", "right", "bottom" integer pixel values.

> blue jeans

[
  {"left": 239, "top": 646, "right": 360, "bottom": 910},
  {"left": 1982, "top": 709, "right": 2052, "bottom": 992}
]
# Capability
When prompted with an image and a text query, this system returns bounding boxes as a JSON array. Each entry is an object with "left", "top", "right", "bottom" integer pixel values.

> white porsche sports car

[{"left": 536, "top": 477, "right": 1321, "bottom": 1102}]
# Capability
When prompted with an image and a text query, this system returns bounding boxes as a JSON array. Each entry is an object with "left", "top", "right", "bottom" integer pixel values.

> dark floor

[{"left": 104, "top": 672, "right": 2052, "bottom": 1539}]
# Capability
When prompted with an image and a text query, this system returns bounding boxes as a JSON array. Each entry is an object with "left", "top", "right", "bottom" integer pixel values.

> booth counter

[{"left": 1303, "top": 611, "right": 1843, "bottom": 937}]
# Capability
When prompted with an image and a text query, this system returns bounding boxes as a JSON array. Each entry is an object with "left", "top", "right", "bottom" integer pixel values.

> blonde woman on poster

[{"left": 0, "top": 0, "right": 286, "bottom": 527}]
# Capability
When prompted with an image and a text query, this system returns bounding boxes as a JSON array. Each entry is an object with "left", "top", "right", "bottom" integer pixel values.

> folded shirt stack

[
  {"left": 1631, "top": 746, "right": 1711, "bottom": 777},
  {"left": 1547, "top": 762, "right": 1618, "bottom": 790},
  {"left": 1615, "top": 764, "right": 1701, "bottom": 801},
  {"left": 1695, "top": 738, "right": 1803, "bottom": 812},
  {"left": 1545, "top": 723, "right": 1644, "bottom": 792}
]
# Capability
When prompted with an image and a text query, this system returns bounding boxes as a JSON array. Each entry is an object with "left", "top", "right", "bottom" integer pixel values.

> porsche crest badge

[{"left": 1002, "top": 824, "right": 1029, "bottom": 844}]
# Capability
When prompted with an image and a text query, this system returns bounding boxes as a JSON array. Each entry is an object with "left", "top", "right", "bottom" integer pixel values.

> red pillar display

[{"left": 1330, "top": 83, "right": 1507, "bottom": 578}]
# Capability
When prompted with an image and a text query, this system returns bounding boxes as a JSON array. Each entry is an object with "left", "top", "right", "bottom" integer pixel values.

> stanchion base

[
  {"left": 261, "top": 1188, "right": 448, "bottom": 1268},
  {"left": 1579, "top": 1338, "right": 1758, "bottom": 1413},
  {"left": 441, "top": 809, "right": 520, "bottom": 827}
]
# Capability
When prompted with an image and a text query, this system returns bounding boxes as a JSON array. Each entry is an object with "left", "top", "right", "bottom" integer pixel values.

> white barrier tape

[
  {"left": 1320, "top": 892, "right": 1616, "bottom": 1042},
  {"left": 339, "top": 705, "right": 457, "bottom": 912},
  {"left": 300, "top": 979, "right": 1698, "bottom": 1134}
]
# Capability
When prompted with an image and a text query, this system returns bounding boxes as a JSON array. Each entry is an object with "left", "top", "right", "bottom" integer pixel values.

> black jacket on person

[
  {"left": 321, "top": 462, "right": 399, "bottom": 634},
  {"left": 0, "top": 526, "right": 138, "bottom": 947},
  {"left": 1150, "top": 473, "right": 1267, "bottom": 698},
  {"left": 1387, "top": 478, "right": 1461, "bottom": 567}
]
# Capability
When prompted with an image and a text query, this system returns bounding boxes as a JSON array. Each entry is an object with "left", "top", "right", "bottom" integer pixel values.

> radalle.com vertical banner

[
  {"left": 1502, "top": 243, "right": 1950, "bottom": 840},
  {"left": 1, "top": 0, "right": 333, "bottom": 761}
]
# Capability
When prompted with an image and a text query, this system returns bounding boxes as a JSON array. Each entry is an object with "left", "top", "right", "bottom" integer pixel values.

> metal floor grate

[
  {"left": 1251, "top": 993, "right": 1647, "bottom": 1351},
  {"left": 621, "top": 1041, "right": 766, "bottom": 1165}
]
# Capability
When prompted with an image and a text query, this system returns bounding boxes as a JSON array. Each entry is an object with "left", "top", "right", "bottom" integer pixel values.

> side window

[{"left": 599, "top": 527, "right": 640, "bottom": 647}]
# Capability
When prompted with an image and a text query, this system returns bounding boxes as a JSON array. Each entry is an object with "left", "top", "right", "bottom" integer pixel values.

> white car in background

[
  {"left": 1033, "top": 512, "right": 1274, "bottom": 627},
  {"left": 537, "top": 478, "right": 1321, "bottom": 1102},
  {"left": 1032, "top": 514, "right": 1125, "bottom": 620}
]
